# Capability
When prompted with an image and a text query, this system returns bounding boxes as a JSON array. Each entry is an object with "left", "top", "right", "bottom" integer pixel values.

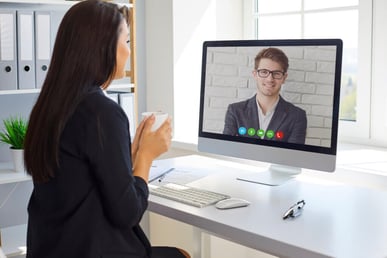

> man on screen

[{"left": 223, "top": 47, "right": 307, "bottom": 144}]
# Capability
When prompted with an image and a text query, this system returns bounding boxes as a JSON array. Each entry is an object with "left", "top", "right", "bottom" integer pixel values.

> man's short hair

[{"left": 254, "top": 47, "right": 289, "bottom": 72}]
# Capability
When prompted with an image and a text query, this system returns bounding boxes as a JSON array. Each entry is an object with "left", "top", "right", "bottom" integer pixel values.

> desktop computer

[{"left": 198, "top": 39, "right": 343, "bottom": 185}]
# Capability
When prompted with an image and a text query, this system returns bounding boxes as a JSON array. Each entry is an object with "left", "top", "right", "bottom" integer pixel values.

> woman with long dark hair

[{"left": 24, "top": 1, "right": 189, "bottom": 257}]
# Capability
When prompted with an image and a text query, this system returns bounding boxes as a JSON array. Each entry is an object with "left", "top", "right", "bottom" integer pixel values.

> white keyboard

[{"left": 149, "top": 183, "right": 230, "bottom": 208}]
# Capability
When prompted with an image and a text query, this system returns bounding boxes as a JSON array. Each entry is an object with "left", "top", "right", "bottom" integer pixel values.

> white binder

[
  {"left": 0, "top": 10, "right": 18, "bottom": 90},
  {"left": 16, "top": 11, "right": 35, "bottom": 89},
  {"left": 50, "top": 10, "right": 67, "bottom": 49},
  {"left": 119, "top": 93, "right": 136, "bottom": 139},
  {"left": 34, "top": 11, "right": 51, "bottom": 88}
]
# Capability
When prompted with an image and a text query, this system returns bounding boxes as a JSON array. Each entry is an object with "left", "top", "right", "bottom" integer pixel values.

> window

[{"left": 250, "top": 0, "right": 372, "bottom": 140}]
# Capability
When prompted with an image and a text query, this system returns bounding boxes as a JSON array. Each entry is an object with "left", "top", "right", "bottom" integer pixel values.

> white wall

[
  {"left": 144, "top": 0, "right": 174, "bottom": 118},
  {"left": 172, "top": 0, "right": 215, "bottom": 143},
  {"left": 371, "top": 0, "right": 387, "bottom": 142}
]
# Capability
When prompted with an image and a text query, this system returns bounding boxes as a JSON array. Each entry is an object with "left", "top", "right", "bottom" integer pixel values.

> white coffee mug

[{"left": 142, "top": 111, "right": 168, "bottom": 131}]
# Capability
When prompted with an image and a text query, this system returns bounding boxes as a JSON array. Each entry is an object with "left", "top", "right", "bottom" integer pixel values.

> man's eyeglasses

[{"left": 256, "top": 69, "right": 286, "bottom": 80}]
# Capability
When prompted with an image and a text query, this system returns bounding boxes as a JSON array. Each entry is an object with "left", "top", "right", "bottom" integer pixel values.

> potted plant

[{"left": 0, "top": 116, "right": 28, "bottom": 172}]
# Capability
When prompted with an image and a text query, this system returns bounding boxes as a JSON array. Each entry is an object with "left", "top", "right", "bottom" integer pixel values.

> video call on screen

[{"left": 201, "top": 44, "right": 338, "bottom": 148}]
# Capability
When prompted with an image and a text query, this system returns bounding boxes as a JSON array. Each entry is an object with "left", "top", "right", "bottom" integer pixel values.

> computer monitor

[{"left": 198, "top": 39, "right": 343, "bottom": 186}]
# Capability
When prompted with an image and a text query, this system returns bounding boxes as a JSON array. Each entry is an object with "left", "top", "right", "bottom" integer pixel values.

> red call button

[{"left": 276, "top": 131, "right": 284, "bottom": 140}]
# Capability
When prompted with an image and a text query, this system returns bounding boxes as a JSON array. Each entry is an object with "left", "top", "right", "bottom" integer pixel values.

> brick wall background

[{"left": 202, "top": 45, "right": 337, "bottom": 147}]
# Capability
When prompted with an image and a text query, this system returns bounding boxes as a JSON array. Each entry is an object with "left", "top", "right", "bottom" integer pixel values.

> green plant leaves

[{"left": 0, "top": 116, "right": 28, "bottom": 149}]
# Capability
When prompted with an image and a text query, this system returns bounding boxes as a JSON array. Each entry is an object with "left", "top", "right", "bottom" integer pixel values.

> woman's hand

[
  {"left": 131, "top": 116, "right": 147, "bottom": 164},
  {"left": 132, "top": 115, "right": 172, "bottom": 181}
]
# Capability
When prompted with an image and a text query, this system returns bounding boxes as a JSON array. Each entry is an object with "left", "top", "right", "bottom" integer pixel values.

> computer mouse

[{"left": 215, "top": 198, "right": 251, "bottom": 210}]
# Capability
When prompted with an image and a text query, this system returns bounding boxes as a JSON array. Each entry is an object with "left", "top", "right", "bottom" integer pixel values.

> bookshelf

[{"left": 0, "top": 0, "right": 138, "bottom": 183}]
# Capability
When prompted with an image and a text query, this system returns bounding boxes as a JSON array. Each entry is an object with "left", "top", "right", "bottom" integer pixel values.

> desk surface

[{"left": 148, "top": 155, "right": 387, "bottom": 258}]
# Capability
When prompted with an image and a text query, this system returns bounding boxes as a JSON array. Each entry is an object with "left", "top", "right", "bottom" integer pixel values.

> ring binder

[
  {"left": 119, "top": 92, "right": 136, "bottom": 139},
  {"left": 17, "top": 11, "right": 36, "bottom": 89},
  {"left": 0, "top": 10, "right": 18, "bottom": 90},
  {"left": 34, "top": 11, "right": 51, "bottom": 88}
]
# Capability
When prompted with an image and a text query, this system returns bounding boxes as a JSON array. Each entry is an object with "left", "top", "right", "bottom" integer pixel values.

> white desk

[{"left": 148, "top": 155, "right": 387, "bottom": 258}]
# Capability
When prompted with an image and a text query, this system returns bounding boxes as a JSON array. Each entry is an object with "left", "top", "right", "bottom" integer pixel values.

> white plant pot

[{"left": 11, "top": 148, "right": 24, "bottom": 172}]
